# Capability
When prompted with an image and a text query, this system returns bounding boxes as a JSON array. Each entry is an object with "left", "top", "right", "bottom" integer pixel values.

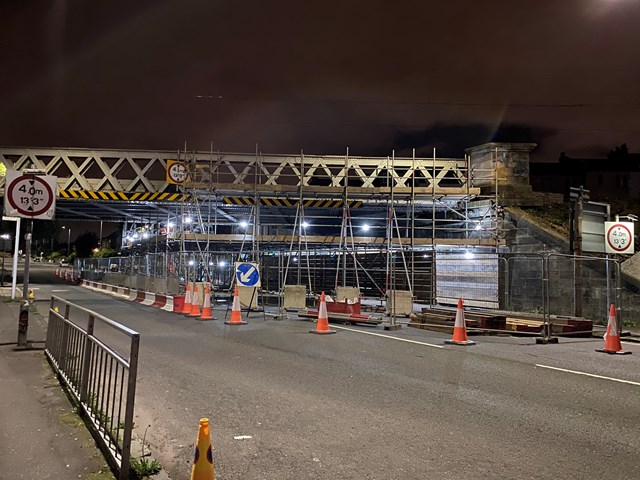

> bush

[{"left": 92, "top": 248, "right": 118, "bottom": 259}]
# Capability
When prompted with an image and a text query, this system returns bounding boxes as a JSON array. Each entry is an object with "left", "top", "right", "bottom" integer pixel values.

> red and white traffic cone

[
  {"left": 445, "top": 298, "right": 476, "bottom": 345},
  {"left": 596, "top": 304, "right": 631, "bottom": 355},
  {"left": 310, "top": 292, "right": 336, "bottom": 334},
  {"left": 182, "top": 282, "right": 192, "bottom": 315},
  {"left": 189, "top": 283, "right": 202, "bottom": 317},
  {"left": 225, "top": 287, "right": 247, "bottom": 325},
  {"left": 199, "top": 284, "right": 214, "bottom": 320}
]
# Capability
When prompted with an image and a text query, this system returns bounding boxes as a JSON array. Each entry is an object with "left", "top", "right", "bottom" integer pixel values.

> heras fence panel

[
  {"left": 546, "top": 253, "right": 619, "bottom": 323},
  {"left": 435, "top": 251, "right": 499, "bottom": 308},
  {"left": 501, "top": 253, "right": 545, "bottom": 314}
]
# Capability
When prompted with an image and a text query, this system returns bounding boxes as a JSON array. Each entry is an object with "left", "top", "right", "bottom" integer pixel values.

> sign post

[
  {"left": 570, "top": 188, "right": 611, "bottom": 318},
  {"left": 2, "top": 216, "right": 22, "bottom": 300},
  {"left": 3, "top": 170, "right": 57, "bottom": 347}
]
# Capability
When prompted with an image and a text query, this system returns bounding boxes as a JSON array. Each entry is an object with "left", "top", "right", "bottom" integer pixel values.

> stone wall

[
  {"left": 466, "top": 142, "right": 540, "bottom": 206},
  {"left": 501, "top": 208, "right": 640, "bottom": 324},
  {"left": 503, "top": 208, "right": 568, "bottom": 254}
]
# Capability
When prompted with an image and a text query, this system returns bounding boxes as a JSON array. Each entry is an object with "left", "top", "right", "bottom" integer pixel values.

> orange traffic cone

[
  {"left": 225, "top": 287, "right": 247, "bottom": 325},
  {"left": 191, "top": 417, "right": 215, "bottom": 480},
  {"left": 445, "top": 298, "right": 476, "bottom": 345},
  {"left": 310, "top": 291, "right": 336, "bottom": 334},
  {"left": 199, "top": 284, "right": 214, "bottom": 320},
  {"left": 596, "top": 304, "right": 631, "bottom": 355},
  {"left": 182, "top": 282, "right": 193, "bottom": 315},
  {"left": 189, "top": 283, "right": 202, "bottom": 317}
]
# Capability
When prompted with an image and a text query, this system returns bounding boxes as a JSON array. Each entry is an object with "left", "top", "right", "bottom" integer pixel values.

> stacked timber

[
  {"left": 409, "top": 308, "right": 506, "bottom": 334},
  {"left": 504, "top": 315, "right": 593, "bottom": 337},
  {"left": 409, "top": 308, "right": 593, "bottom": 337}
]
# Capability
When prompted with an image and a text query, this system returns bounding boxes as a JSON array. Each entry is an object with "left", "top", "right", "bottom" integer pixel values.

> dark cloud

[
  {"left": 1, "top": 0, "right": 639, "bottom": 161},
  {"left": 392, "top": 123, "right": 557, "bottom": 158}
]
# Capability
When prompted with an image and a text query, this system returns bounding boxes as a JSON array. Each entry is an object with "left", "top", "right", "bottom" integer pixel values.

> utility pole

[
  {"left": 570, "top": 186, "right": 588, "bottom": 318},
  {"left": 18, "top": 220, "right": 33, "bottom": 348},
  {"left": 22, "top": 221, "right": 33, "bottom": 302}
]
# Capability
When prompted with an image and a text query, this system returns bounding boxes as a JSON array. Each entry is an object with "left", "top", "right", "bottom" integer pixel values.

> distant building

[{"left": 530, "top": 147, "right": 640, "bottom": 201}]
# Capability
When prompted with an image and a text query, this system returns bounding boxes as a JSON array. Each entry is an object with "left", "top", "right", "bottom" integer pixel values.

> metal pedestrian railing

[{"left": 45, "top": 295, "right": 140, "bottom": 480}]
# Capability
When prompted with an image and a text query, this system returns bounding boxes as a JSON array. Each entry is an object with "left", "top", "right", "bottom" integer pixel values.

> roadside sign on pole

[
  {"left": 581, "top": 201, "right": 609, "bottom": 254},
  {"left": 4, "top": 170, "right": 57, "bottom": 220},
  {"left": 235, "top": 262, "right": 261, "bottom": 287},
  {"left": 605, "top": 222, "right": 634, "bottom": 255}
]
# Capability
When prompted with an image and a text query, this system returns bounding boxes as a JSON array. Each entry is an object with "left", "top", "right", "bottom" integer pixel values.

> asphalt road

[{"left": 28, "top": 264, "right": 640, "bottom": 480}]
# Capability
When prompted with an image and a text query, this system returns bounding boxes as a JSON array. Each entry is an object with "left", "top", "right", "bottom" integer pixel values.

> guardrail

[{"left": 45, "top": 295, "right": 139, "bottom": 480}]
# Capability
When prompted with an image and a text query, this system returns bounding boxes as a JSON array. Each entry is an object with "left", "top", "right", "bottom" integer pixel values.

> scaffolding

[{"left": 116, "top": 145, "right": 502, "bottom": 308}]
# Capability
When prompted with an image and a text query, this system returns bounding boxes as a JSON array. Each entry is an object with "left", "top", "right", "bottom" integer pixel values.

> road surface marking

[
  {"left": 330, "top": 325, "right": 444, "bottom": 349},
  {"left": 51, "top": 289, "right": 68, "bottom": 292},
  {"left": 536, "top": 364, "right": 640, "bottom": 387},
  {"left": 233, "top": 435, "right": 252, "bottom": 440}
]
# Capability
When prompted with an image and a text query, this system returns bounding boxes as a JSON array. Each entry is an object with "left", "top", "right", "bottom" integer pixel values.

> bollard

[{"left": 17, "top": 301, "right": 30, "bottom": 348}]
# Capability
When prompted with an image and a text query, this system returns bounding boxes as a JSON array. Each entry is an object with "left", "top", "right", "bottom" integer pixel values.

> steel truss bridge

[{"left": 0, "top": 146, "right": 499, "bottom": 248}]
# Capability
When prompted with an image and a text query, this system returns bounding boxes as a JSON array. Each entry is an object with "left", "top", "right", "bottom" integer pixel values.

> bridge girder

[{"left": 0, "top": 147, "right": 481, "bottom": 226}]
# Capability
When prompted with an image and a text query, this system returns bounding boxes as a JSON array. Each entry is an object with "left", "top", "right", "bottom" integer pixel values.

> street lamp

[
  {"left": 62, "top": 226, "right": 71, "bottom": 256},
  {"left": 1, "top": 233, "right": 10, "bottom": 253}
]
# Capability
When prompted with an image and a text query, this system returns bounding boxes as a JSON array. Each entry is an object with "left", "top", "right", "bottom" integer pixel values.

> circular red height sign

[
  {"left": 167, "top": 162, "right": 188, "bottom": 184},
  {"left": 7, "top": 174, "right": 54, "bottom": 217},
  {"left": 606, "top": 223, "right": 632, "bottom": 252}
]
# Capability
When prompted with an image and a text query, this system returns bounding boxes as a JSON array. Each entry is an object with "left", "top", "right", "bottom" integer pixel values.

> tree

[
  {"left": 92, "top": 248, "right": 118, "bottom": 258},
  {"left": 32, "top": 220, "right": 59, "bottom": 254},
  {"left": 608, "top": 143, "right": 629, "bottom": 161},
  {"left": 74, "top": 231, "right": 99, "bottom": 258}
]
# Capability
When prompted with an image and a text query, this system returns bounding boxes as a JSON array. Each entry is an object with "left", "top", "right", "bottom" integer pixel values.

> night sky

[{"left": 1, "top": 0, "right": 639, "bottom": 161}]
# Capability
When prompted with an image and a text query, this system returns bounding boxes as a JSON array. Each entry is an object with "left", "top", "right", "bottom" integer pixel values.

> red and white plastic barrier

[
  {"left": 80, "top": 279, "right": 181, "bottom": 313},
  {"left": 57, "top": 268, "right": 78, "bottom": 283}
]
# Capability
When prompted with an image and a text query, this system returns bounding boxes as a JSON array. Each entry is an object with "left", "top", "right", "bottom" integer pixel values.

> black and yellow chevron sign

[
  {"left": 223, "top": 197, "right": 363, "bottom": 208},
  {"left": 59, "top": 190, "right": 190, "bottom": 202}
]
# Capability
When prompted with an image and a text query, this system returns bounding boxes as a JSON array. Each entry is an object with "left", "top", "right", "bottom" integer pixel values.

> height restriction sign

[
  {"left": 604, "top": 222, "right": 634, "bottom": 255},
  {"left": 4, "top": 170, "right": 57, "bottom": 220},
  {"left": 166, "top": 160, "right": 188, "bottom": 184}
]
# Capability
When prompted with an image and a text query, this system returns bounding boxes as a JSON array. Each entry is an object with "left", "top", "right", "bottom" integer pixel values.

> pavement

[{"left": 0, "top": 293, "right": 115, "bottom": 480}]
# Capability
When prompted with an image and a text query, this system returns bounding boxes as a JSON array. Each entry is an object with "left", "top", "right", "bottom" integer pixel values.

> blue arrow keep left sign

[{"left": 236, "top": 262, "right": 260, "bottom": 287}]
